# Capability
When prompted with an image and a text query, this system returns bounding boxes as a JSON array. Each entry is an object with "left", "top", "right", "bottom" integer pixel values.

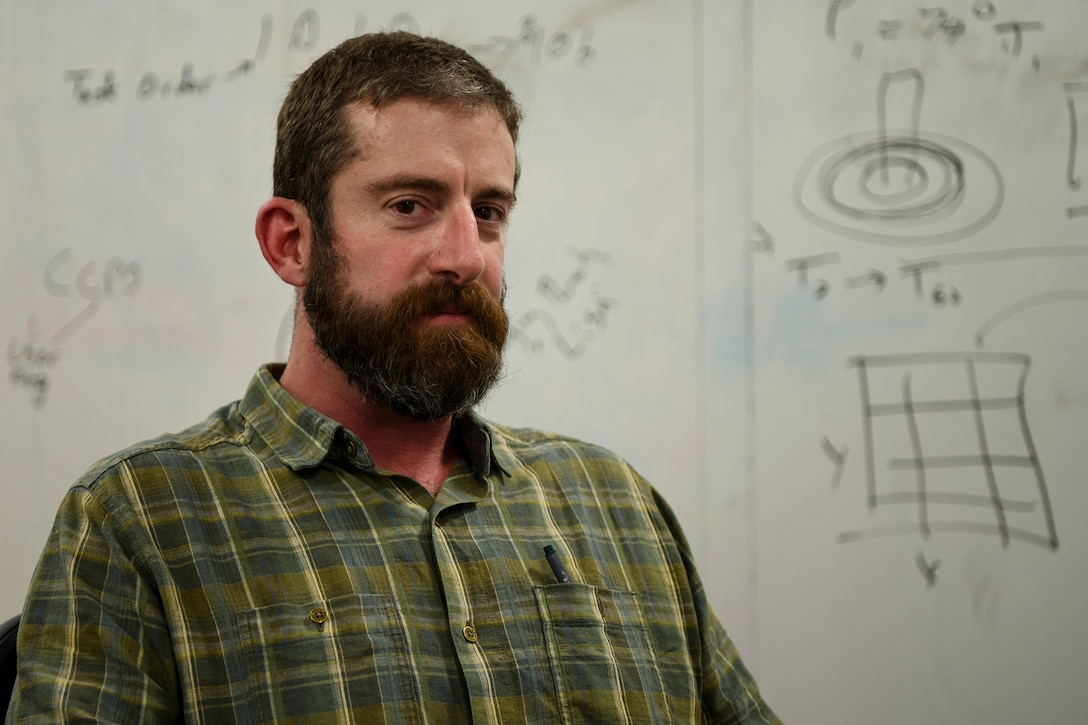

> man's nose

[{"left": 430, "top": 202, "right": 486, "bottom": 285}]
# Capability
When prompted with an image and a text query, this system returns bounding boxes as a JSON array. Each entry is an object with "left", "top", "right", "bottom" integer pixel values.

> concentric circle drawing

[{"left": 794, "top": 130, "right": 1004, "bottom": 246}]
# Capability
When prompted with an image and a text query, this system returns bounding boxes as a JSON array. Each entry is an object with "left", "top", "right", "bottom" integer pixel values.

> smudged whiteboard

[{"left": 753, "top": 1, "right": 1088, "bottom": 723}]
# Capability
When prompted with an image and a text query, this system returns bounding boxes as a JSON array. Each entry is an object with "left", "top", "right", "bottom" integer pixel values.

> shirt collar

[
  {"left": 458, "top": 411, "right": 511, "bottom": 479},
  {"left": 239, "top": 364, "right": 342, "bottom": 471},
  {"left": 240, "top": 364, "right": 509, "bottom": 478}
]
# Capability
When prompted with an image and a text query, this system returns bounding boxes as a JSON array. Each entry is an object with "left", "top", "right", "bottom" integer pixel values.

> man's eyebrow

[
  {"left": 364, "top": 175, "right": 450, "bottom": 196},
  {"left": 364, "top": 175, "right": 517, "bottom": 208},
  {"left": 479, "top": 185, "right": 518, "bottom": 210}
]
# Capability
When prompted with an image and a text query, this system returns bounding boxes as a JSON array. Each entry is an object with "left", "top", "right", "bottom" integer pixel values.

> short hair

[{"left": 273, "top": 31, "right": 522, "bottom": 244}]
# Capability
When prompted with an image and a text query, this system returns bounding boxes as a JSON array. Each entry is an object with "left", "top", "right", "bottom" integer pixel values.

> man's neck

[{"left": 278, "top": 351, "right": 462, "bottom": 496}]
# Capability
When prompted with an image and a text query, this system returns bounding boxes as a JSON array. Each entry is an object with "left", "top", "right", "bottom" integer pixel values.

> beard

[{"left": 302, "top": 240, "right": 508, "bottom": 422}]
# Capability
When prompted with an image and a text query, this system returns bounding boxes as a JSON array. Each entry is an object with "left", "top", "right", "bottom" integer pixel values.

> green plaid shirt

[{"left": 10, "top": 365, "right": 779, "bottom": 724}]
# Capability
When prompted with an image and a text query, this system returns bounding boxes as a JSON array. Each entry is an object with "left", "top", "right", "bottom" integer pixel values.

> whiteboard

[
  {"left": 753, "top": 1, "right": 1088, "bottom": 723},
  {"left": 0, "top": 0, "right": 756, "bottom": 677}
]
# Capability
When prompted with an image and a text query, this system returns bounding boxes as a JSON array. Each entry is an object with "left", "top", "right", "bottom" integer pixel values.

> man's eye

[
  {"left": 392, "top": 200, "right": 420, "bottom": 215},
  {"left": 475, "top": 205, "right": 504, "bottom": 222}
]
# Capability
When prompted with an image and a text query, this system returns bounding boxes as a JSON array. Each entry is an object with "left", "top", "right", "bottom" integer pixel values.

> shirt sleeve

[
  {"left": 8, "top": 481, "right": 180, "bottom": 724},
  {"left": 650, "top": 487, "right": 783, "bottom": 725}
]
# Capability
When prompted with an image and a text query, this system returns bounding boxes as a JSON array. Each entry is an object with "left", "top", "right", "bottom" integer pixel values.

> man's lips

[{"left": 423, "top": 306, "right": 472, "bottom": 325}]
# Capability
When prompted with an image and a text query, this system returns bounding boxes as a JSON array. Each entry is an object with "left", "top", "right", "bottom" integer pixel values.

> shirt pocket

[
  {"left": 235, "top": 593, "right": 420, "bottom": 725},
  {"left": 534, "top": 583, "right": 674, "bottom": 725}
]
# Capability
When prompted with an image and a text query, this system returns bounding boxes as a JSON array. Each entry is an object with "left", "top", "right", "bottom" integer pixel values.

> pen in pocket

[{"left": 543, "top": 544, "right": 571, "bottom": 584}]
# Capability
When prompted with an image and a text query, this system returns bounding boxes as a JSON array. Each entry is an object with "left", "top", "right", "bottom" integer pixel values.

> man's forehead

[{"left": 339, "top": 97, "right": 516, "bottom": 185}]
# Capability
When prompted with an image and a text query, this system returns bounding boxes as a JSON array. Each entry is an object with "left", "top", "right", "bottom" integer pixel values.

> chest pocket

[
  {"left": 235, "top": 593, "right": 421, "bottom": 725},
  {"left": 534, "top": 583, "right": 675, "bottom": 725}
]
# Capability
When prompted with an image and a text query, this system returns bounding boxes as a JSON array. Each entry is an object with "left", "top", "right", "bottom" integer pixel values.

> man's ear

[{"left": 255, "top": 197, "right": 311, "bottom": 288}]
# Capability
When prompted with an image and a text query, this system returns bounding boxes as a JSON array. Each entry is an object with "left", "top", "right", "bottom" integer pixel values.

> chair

[{"left": 0, "top": 614, "right": 19, "bottom": 719}]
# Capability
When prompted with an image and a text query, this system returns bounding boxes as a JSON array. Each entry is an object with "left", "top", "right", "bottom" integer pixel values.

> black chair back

[{"left": 0, "top": 614, "right": 19, "bottom": 718}]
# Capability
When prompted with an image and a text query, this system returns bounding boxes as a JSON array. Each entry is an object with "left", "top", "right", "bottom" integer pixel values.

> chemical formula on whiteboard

[{"left": 62, "top": 10, "right": 598, "bottom": 106}]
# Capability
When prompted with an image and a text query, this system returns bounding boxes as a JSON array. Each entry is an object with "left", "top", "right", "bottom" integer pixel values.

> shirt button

[
  {"left": 309, "top": 608, "right": 329, "bottom": 631},
  {"left": 345, "top": 441, "right": 357, "bottom": 458},
  {"left": 462, "top": 625, "right": 478, "bottom": 643}
]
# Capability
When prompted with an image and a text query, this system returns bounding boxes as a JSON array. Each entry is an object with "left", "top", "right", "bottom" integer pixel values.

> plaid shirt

[{"left": 10, "top": 365, "right": 779, "bottom": 724}]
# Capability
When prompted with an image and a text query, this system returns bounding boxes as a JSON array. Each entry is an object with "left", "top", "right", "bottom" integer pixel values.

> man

[{"left": 9, "top": 32, "right": 780, "bottom": 724}]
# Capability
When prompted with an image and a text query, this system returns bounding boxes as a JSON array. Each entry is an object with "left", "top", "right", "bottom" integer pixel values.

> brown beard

[{"left": 303, "top": 240, "right": 508, "bottom": 422}]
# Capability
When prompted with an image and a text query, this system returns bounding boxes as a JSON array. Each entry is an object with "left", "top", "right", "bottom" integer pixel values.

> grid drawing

[{"left": 843, "top": 352, "right": 1058, "bottom": 550}]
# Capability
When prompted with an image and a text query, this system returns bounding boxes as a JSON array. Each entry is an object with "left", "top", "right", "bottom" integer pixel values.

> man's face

[{"left": 303, "top": 98, "right": 517, "bottom": 421}]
